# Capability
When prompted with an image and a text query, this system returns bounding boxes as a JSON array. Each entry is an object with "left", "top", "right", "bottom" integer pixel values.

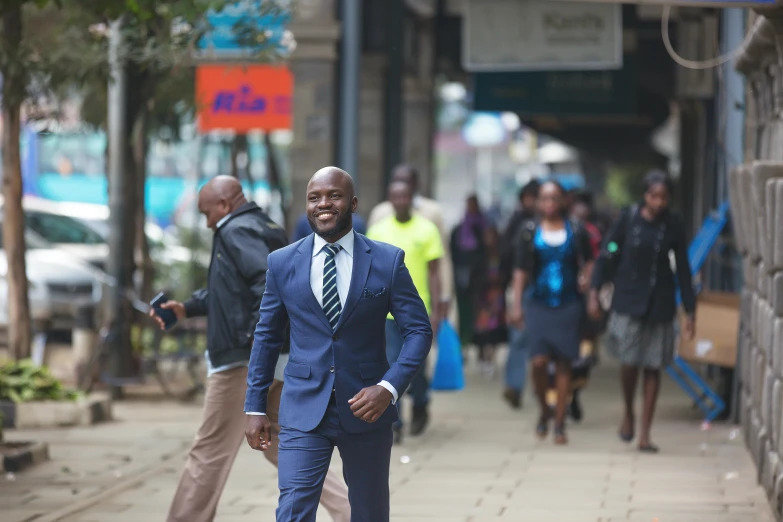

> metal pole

[
  {"left": 723, "top": 7, "right": 746, "bottom": 425},
  {"left": 107, "top": 17, "right": 130, "bottom": 396},
  {"left": 382, "top": 0, "right": 405, "bottom": 194},
  {"left": 338, "top": 0, "right": 361, "bottom": 185}
]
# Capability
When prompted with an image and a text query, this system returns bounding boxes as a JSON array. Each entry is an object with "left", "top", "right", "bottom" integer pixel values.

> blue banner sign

[{"left": 198, "top": 0, "right": 291, "bottom": 56}]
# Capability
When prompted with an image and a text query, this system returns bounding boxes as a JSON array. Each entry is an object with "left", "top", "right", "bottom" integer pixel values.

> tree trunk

[
  {"left": 1, "top": 5, "right": 32, "bottom": 360},
  {"left": 132, "top": 109, "right": 153, "bottom": 303}
]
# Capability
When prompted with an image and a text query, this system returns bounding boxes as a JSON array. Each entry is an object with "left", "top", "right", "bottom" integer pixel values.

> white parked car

[
  {"left": 0, "top": 228, "right": 102, "bottom": 332},
  {"left": 7, "top": 196, "right": 209, "bottom": 269}
]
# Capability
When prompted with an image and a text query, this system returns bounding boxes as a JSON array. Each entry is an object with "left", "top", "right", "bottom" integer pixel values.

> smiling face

[{"left": 306, "top": 168, "right": 357, "bottom": 241}]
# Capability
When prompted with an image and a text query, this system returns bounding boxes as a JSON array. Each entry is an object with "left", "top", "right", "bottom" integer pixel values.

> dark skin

[
  {"left": 507, "top": 182, "right": 594, "bottom": 444},
  {"left": 587, "top": 181, "right": 695, "bottom": 450},
  {"left": 388, "top": 181, "right": 442, "bottom": 336},
  {"left": 392, "top": 164, "right": 451, "bottom": 319},
  {"left": 587, "top": 183, "right": 694, "bottom": 337},
  {"left": 391, "top": 164, "right": 419, "bottom": 193},
  {"left": 245, "top": 167, "right": 394, "bottom": 452},
  {"left": 521, "top": 193, "right": 537, "bottom": 214},
  {"left": 148, "top": 176, "right": 247, "bottom": 328}
]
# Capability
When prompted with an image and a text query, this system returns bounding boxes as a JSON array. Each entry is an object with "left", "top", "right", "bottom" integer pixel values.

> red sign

[{"left": 196, "top": 65, "right": 293, "bottom": 133}]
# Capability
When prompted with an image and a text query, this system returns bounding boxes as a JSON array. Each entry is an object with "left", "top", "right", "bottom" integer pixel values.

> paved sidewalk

[{"left": 1, "top": 354, "right": 775, "bottom": 522}]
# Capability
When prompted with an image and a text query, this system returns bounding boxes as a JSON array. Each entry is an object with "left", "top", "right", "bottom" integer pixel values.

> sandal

[
  {"left": 536, "top": 412, "right": 551, "bottom": 439},
  {"left": 638, "top": 443, "right": 659, "bottom": 454},
  {"left": 618, "top": 416, "right": 635, "bottom": 443},
  {"left": 554, "top": 423, "right": 568, "bottom": 445}
]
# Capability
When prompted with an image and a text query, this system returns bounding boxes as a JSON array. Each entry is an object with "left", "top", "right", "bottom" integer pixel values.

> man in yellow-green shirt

[{"left": 367, "top": 181, "right": 442, "bottom": 443}]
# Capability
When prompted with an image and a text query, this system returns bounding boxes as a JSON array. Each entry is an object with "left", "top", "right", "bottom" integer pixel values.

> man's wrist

[{"left": 377, "top": 380, "right": 398, "bottom": 404}]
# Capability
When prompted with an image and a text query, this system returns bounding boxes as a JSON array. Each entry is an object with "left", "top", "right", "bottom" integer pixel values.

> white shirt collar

[
  {"left": 312, "top": 228, "right": 355, "bottom": 258},
  {"left": 216, "top": 213, "right": 232, "bottom": 229}
]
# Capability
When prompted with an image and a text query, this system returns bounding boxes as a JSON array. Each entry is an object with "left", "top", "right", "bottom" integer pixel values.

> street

[{"left": 1, "top": 352, "right": 773, "bottom": 522}]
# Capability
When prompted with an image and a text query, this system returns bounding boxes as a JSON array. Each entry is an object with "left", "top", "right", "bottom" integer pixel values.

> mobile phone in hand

[{"left": 150, "top": 292, "right": 178, "bottom": 330}]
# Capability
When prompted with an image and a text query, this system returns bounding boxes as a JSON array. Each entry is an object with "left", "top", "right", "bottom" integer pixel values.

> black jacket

[
  {"left": 501, "top": 208, "right": 534, "bottom": 282},
  {"left": 183, "top": 202, "right": 288, "bottom": 368},
  {"left": 513, "top": 218, "right": 594, "bottom": 278},
  {"left": 591, "top": 206, "right": 696, "bottom": 323}
]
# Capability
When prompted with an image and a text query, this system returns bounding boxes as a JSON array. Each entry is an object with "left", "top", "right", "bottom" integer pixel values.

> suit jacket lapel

[
  {"left": 336, "top": 234, "right": 371, "bottom": 330},
  {"left": 295, "top": 235, "right": 332, "bottom": 331}
]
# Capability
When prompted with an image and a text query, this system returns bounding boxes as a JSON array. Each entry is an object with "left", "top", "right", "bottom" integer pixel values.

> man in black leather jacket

[{"left": 150, "top": 176, "right": 297, "bottom": 521}]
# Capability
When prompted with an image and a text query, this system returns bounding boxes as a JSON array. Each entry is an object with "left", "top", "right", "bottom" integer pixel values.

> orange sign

[{"left": 195, "top": 65, "right": 293, "bottom": 133}]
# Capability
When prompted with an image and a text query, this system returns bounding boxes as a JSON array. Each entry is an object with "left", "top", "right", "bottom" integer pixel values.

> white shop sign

[{"left": 463, "top": 0, "right": 623, "bottom": 72}]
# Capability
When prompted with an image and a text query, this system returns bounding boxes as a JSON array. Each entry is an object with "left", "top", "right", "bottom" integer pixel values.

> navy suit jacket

[{"left": 245, "top": 232, "right": 433, "bottom": 434}]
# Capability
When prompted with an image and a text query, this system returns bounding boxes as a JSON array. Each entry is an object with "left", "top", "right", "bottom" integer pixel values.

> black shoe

[
  {"left": 569, "top": 392, "right": 583, "bottom": 422},
  {"left": 393, "top": 426, "right": 403, "bottom": 445},
  {"left": 503, "top": 388, "right": 522, "bottom": 410},
  {"left": 410, "top": 405, "right": 430, "bottom": 436}
]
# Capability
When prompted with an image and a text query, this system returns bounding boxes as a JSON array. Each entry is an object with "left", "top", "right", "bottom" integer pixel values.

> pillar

[{"left": 286, "top": 0, "right": 340, "bottom": 226}]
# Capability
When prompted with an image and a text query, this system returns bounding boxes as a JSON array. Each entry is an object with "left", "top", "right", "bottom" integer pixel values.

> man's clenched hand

[
  {"left": 245, "top": 415, "right": 272, "bottom": 451},
  {"left": 348, "top": 385, "right": 392, "bottom": 423}
]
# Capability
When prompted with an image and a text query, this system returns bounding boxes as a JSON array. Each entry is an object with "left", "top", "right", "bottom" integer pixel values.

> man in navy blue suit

[{"left": 244, "top": 167, "right": 433, "bottom": 522}]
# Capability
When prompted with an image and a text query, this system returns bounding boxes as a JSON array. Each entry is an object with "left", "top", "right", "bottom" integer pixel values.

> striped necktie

[{"left": 322, "top": 243, "right": 342, "bottom": 330}]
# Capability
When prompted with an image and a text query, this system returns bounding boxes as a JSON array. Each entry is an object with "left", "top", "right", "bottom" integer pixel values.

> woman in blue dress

[{"left": 508, "top": 181, "right": 594, "bottom": 444}]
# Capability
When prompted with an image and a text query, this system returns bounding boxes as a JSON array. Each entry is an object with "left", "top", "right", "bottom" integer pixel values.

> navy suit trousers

[{"left": 276, "top": 397, "right": 393, "bottom": 522}]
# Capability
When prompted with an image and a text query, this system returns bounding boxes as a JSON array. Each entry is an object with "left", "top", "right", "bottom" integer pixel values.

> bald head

[
  {"left": 198, "top": 175, "right": 247, "bottom": 230},
  {"left": 308, "top": 167, "right": 356, "bottom": 200},
  {"left": 392, "top": 164, "right": 419, "bottom": 192},
  {"left": 202, "top": 175, "right": 243, "bottom": 201},
  {"left": 306, "top": 166, "right": 357, "bottom": 241}
]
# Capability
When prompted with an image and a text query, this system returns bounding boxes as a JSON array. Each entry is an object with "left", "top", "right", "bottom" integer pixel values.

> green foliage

[
  {"left": 0, "top": 360, "right": 82, "bottom": 403},
  {"left": 605, "top": 163, "right": 652, "bottom": 208},
  {"left": 3, "top": 0, "right": 290, "bottom": 130}
]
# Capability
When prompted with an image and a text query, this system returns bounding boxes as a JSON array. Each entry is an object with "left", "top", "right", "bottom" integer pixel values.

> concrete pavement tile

[
  {"left": 3, "top": 510, "right": 53, "bottom": 522},
  {"left": 621, "top": 512, "right": 753, "bottom": 522},
  {"left": 496, "top": 507, "right": 617, "bottom": 521},
  {"left": 391, "top": 503, "right": 502, "bottom": 517},
  {"left": 8, "top": 358, "right": 775, "bottom": 522}
]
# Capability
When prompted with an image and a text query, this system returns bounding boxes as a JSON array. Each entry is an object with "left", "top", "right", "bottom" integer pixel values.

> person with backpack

[
  {"left": 508, "top": 180, "right": 595, "bottom": 445},
  {"left": 588, "top": 170, "right": 696, "bottom": 454}
]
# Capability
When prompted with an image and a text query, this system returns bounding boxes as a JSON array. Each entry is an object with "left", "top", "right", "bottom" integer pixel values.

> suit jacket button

[
  {"left": 332, "top": 334, "right": 339, "bottom": 341},
  {"left": 330, "top": 366, "right": 335, "bottom": 373}
]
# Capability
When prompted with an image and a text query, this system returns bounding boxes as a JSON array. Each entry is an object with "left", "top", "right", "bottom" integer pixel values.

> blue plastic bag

[{"left": 431, "top": 320, "right": 465, "bottom": 391}]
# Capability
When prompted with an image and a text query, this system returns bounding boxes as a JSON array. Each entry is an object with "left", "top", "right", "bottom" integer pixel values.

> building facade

[{"left": 733, "top": 10, "right": 783, "bottom": 518}]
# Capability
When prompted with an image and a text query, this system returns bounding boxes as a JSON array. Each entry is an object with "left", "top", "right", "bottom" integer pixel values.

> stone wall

[{"left": 733, "top": 13, "right": 783, "bottom": 519}]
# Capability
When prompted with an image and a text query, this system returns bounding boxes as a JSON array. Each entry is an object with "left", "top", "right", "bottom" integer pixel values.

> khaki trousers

[{"left": 167, "top": 367, "right": 351, "bottom": 522}]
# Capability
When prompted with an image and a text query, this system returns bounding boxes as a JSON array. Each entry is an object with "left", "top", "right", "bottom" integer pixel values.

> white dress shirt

[{"left": 246, "top": 229, "right": 398, "bottom": 416}]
